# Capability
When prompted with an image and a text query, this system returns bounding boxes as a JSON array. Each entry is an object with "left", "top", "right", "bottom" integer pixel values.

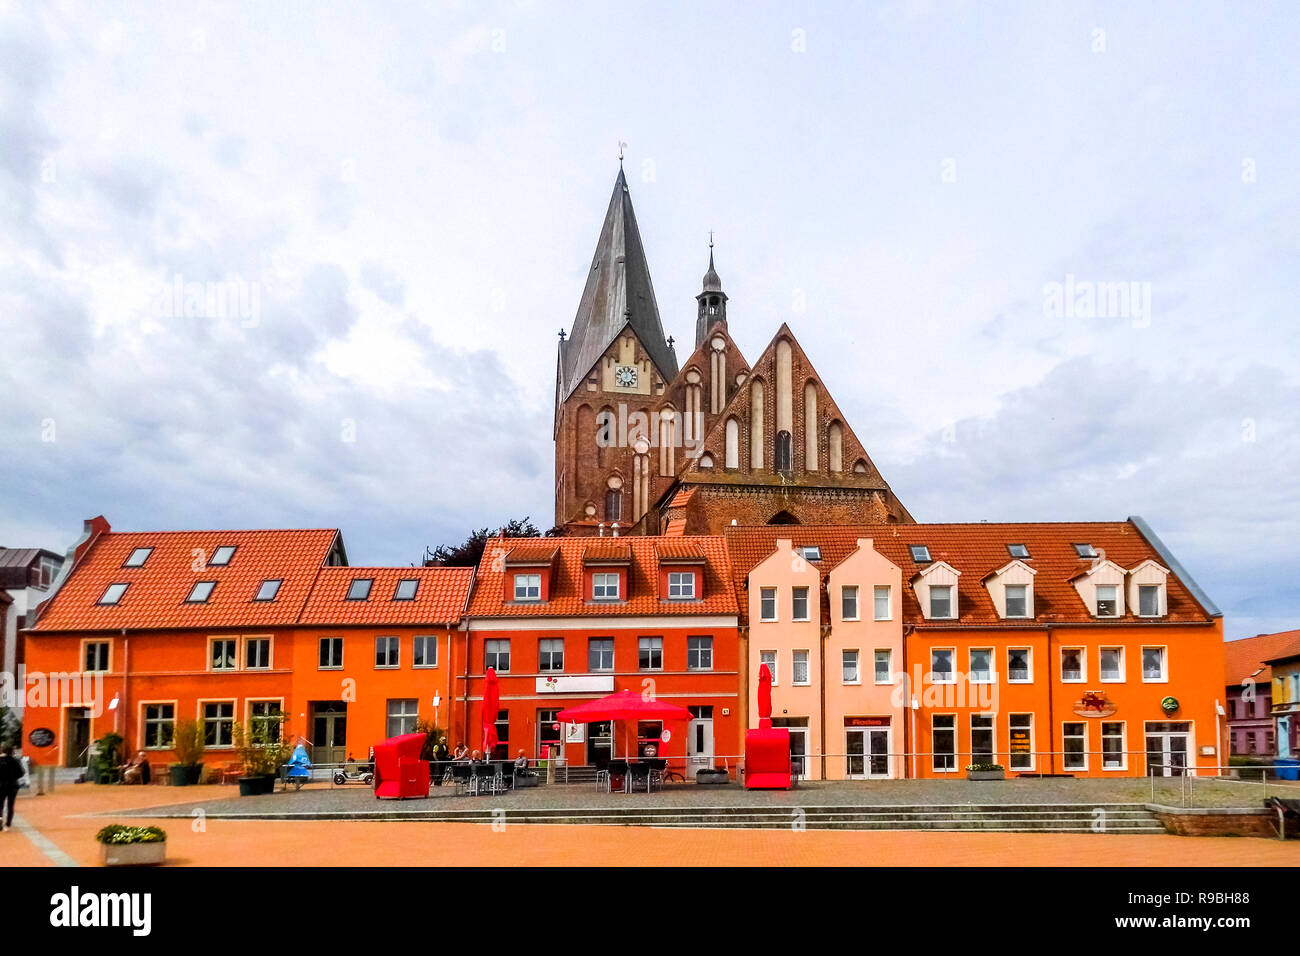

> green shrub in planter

[
  {"left": 965, "top": 762, "right": 1006, "bottom": 780},
  {"left": 96, "top": 825, "right": 167, "bottom": 866},
  {"left": 232, "top": 715, "right": 291, "bottom": 795},
  {"left": 168, "top": 718, "right": 205, "bottom": 786}
]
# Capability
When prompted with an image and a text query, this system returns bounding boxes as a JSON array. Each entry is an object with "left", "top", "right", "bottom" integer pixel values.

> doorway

[
  {"left": 310, "top": 702, "right": 348, "bottom": 764},
  {"left": 773, "top": 717, "right": 810, "bottom": 778},
  {"left": 687, "top": 706, "right": 714, "bottom": 774},
  {"left": 846, "top": 726, "right": 892, "bottom": 779},
  {"left": 1145, "top": 721, "right": 1191, "bottom": 776},
  {"left": 65, "top": 708, "right": 91, "bottom": 768},
  {"left": 586, "top": 720, "right": 613, "bottom": 768}
]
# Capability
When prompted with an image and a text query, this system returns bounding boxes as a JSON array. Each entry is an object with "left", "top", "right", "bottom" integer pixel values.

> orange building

[{"left": 20, "top": 518, "right": 473, "bottom": 774}]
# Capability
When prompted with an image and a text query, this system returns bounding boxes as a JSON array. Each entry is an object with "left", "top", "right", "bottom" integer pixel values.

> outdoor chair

[
  {"left": 647, "top": 759, "right": 667, "bottom": 791},
  {"left": 628, "top": 762, "right": 652, "bottom": 793},
  {"left": 450, "top": 763, "right": 472, "bottom": 795},
  {"left": 608, "top": 759, "right": 630, "bottom": 793}
]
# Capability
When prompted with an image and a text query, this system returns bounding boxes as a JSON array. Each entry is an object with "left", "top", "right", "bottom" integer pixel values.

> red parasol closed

[
  {"left": 757, "top": 662, "right": 773, "bottom": 730},
  {"left": 482, "top": 666, "right": 500, "bottom": 757}
]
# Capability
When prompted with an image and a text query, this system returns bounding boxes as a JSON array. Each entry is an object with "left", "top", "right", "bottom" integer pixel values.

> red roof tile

[
  {"left": 467, "top": 536, "right": 737, "bottom": 619},
  {"left": 724, "top": 522, "right": 1216, "bottom": 628},
  {"left": 582, "top": 540, "right": 632, "bottom": 563},
  {"left": 664, "top": 518, "right": 687, "bottom": 536},
  {"left": 298, "top": 566, "right": 473, "bottom": 626},
  {"left": 1224, "top": 630, "right": 1300, "bottom": 686},
  {"left": 669, "top": 488, "right": 695, "bottom": 509},
  {"left": 32, "top": 529, "right": 341, "bottom": 632},
  {"left": 655, "top": 539, "right": 705, "bottom": 561},
  {"left": 504, "top": 543, "right": 560, "bottom": 566}
]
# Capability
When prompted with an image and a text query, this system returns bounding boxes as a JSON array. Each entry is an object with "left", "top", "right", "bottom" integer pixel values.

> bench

[{"left": 1266, "top": 797, "right": 1300, "bottom": 840}]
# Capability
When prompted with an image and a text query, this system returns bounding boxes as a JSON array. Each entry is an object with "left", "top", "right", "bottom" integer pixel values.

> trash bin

[{"left": 1276, "top": 758, "right": 1299, "bottom": 781}]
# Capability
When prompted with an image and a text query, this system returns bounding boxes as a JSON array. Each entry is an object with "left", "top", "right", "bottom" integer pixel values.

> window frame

[
  {"left": 318, "top": 636, "right": 344, "bottom": 670},
  {"left": 638, "top": 636, "right": 664, "bottom": 671},
  {"left": 1009, "top": 713, "right": 1035, "bottom": 771},
  {"left": 687, "top": 636, "right": 713, "bottom": 671},
  {"left": 539, "top": 637, "right": 565, "bottom": 672},
  {"left": 1094, "top": 583, "right": 1120, "bottom": 618},
  {"left": 346, "top": 577, "right": 374, "bottom": 602},
  {"left": 1062, "top": 721, "right": 1088, "bottom": 771},
  {"left": 374, "top": 635, "right": 400, "bottom": 669},
  {"left": 208, "top": 636, "right": 239, "bottom": 671},
  {"left": 122, "top": 547, "right": 153, "bottom": 568},
  {"left": 1137, "top": 584, "right": 1162, "bottom": 618},
  {"left": 1007, "top": 647, "right": 1033, "bottom": 683},
  {"left": 1099, "top": 646, "right": 1125, "bottom": 683},
  {"left": 928, "top": 584, "right": 954, "bottom": 620},
  {"left": 81, "top": 638, "right": 111, "bottom": 673},
  {"left": 841, "top": 649, "right": 860, "bottom": 685},
  {"left": 1101, "top": 720, "right": 1127, "bottom": 770},
  {"left": 244, "top": 635, "right": 272, "bottom": 670},
  {"left": 393, "top": 578, "right": 420, "bottom": 601},
  {"left": 588, "top": 638, "right": 614, "bottom": 673},
  {"left": 98, "top": 582, "right": 129, "bottom": 605},
  {"left": 929, "top": 647, "right": 956, "bottom": 684},
  {"left": 413, "top": 635, "right": 439, "bottom": 669},
  {"left": 932, "top": 714, "right": 957, "bottom": 773},
  {"left": 841, "top": 585, "right": 859, "bottom": 621},
  {"left": 185, "top": 580, "right": 217, "bottom": 604},
  {"left": 968, "top": 647, "right": 994, "bottom": 684},
  {"left": 1060, "top": 646, "right": 1086, "bottom": 683},
  {"left": 253, "top": 578, "right": 282, "bottom": 602},
  {"left": 484, "top": 638, "right": 511, "bottom": 673},
  {"left": 199, "top": 699, "right": 236, "bottom": 749},
  {"left": 873, "top": 585, "right": 892, "bottom": 621},
  {"left": 759, "top": 650, "right": 778, "bottom": 685},
  {"left": 513, "top": 573, "right": 542, "bottom": 602},
  {"left": 792, "top": 649, "right": 811, "bottom": 685},
  {"left": 1004, "top": 584, "right": 1029, "bottom": 619},
  {"left": 141, "top": 700, "right": 177, "bottom": 751},
  {"left": 592, "top": 572, "right": 620, "bottom": 602},
  {"left": 873, "top": 649, "right": 893, "bottom": 685},
  {"left": 759, "top": 587, "right": 777, "bottom": 622},
  {"left": 1141, "top": 645, "right": 1168, "bottom": 683},
  {"left": 791, "top": 586, "right": 810, "bottom": 622},
  {"left": 208, "top": 545, "right": 237, "bottom": 566},
  {"left": 667, "top": 570, "right": 696, "bottom": 600},
  {"left": 386, "top": 698, "right": 420, "bottom": 738}
]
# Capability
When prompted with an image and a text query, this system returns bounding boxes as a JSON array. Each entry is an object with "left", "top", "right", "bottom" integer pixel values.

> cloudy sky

[{"left": 1, "top": 1, "right": 1296, "bottom": 639}]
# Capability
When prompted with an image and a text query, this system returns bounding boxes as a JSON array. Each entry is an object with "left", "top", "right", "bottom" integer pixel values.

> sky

[{"left": 1, "top": 1, "right": 1297, "bottom": 640}]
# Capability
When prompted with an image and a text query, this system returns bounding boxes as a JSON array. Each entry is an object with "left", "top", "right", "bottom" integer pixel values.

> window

[
  {"left": 792, "top": 586, "right": 810, "bottom": 621},
  {"left": 930, "top": 648, "right": 954, "bottom": 683},
  {"left": 346, "top": 578, "right": 373, "bottom": 601},
  {"left": 592, "top": 572, "right": 620, "bottom": 601},
  {"left": 792, "top": 650, "right": 810, "bottom": 685},
  {"left": 929, "top": 585, "right": 953, "bottom": 619},
  {"left": 841, "top": 585, "right": 859, "bottom": 620},
  {"left": 1063, "top": 722, "right": 1087, "bottom": 770},
  {"left": 588, "top": 638, "right": 614, "bottom": 672},
  {"left": 1100, "top": 647, "right": 1124, "bottom": 682},
  {"left": 386, "top": 699, "right": 419, "bottom": 738},
  {"left": 99, "top": 582, "right": 128, "bottom": 605},
  {"left": 413, "top": 636, "right": 438, "bottom": 668},
  {"left": 1102, "top": 722, "right": 1125, "bottom": 769},
  {"left": 1138, "top": 584, "right": 1161, "bottom": 617},
  {"left": 874, "top": 649, "right": 892, "bottom": 684},
  {"left": 1142, "top": 646, "right": 1167, "bottom": 682},
  {"left": 873, "top": 585, "right": 891, "bottom": 621},
  {"left": 1004, "top": 584, "right": 1028, "bottom": 618},
  {"left": 971, "top": 715, "right": 994, "bottom": 763},
  {"left": 969, "top": 648, "right": 993, "bottom": 684},
  {"left": 1073, "top": 543, "right": 1098, "bottom": 558},
  {"left": 638, "top": 637, "right": 663, "bottom": 670},
  {"left": 760, "top": 650, "right": 777, "bottom": 685},
  {"left": 1007, "top": 648, "right": 1032, "bottom": 682},
  {"left": 246, "top": 637, "right": 271, "bottom": 669},
  {"left": 249, "top": 701, "right": 283, "bottom": 742},
  {"left": 375, "top": 636, "right": 399, "bottom": 668},
  {"left": 209, "top": 545, "right": 236, "bottom": 566},
  {"left": 1009, "top": 714, "right": 1034, "bottom": 771},
  {"left": 668, "top": 571, "right": 696, "bottom": 599},
  {"left": 319, "top": 637, "right": 343, "bottom": 669},
  {"left": 143, "top": 704, "right": 175, "bottom": 749},
  {"left": 393, "top": 578, "right": 419, "bottom": 601},
  {"left": 775, "top": 430, "right": 792, "bottom": 472},
  {"left": 687, "top": 636, "right": 713, "bottom": 670},
  {"left": 538, "top": 708, "right": 562, "bottom": 755},
  {"left": 254, "top": 579, "right": 281, "bottom": 602},
  {"left": 605, "top": 489, "right": 621, "bottom": 521},
  {"left": 186, "top": 581, "right": 216, "bottom": 603},
  {"left": 202, "top": 701, "right": 234, "bottom": 747},
  {"left": 539, "top": 638, "right": 564, "bottom": 672},
  {"left": 842, "top": 650, "right": 859, "bottom": 683},
  {"left": 210, "top": 638, "right": 237, "bottom": 670},
  {"left": 514, "top": 573, "right": 541, "bottom": 601},
  {"left": 493, "top": 710, "right": 509, "bottom": 757},
  {"left": 1095, "top": 584, "right": 1119, "bottom": 617},
  {"left": 485, "top": 639, "right": 510, "bottom": 673},
  {"left": 932, "top": 715, "right": 956, "bottom": 771},
  {"left": 84, "top": 641, "right": 110, "bottom": 672},
  {"left": 760, "top": 587, "right": 777, "bottom": 622},
  {"left": 1061, "top": 648, "right": 1084, "bottom": 682},
  {"left": 911, "top": 545, "right": 931, "bottom": 563},
  {"left": 1007, "top": 543, "right": 1030, "bottom": 559},
  {"left": 801, "top": 546, "right": 821, "bottom": 562},
  {"left": 123, "top": 547, "right": 153, "bottom": 568}
]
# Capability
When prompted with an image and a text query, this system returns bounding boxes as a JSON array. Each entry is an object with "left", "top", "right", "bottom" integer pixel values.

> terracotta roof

[
  {"left": 1224, "top": 630, "right": 1300, "bottom": 686},
  {"left": 31, "top": 529, "right": 342, "bottom": 632},
  {"left": 582, "top": 540, "right": 632, "bottom": 563},
  {"left": 467, "top": 536, "right": 737, "bottom": 619},
  {"left": 724, "top": 521, "right": 1216, "bottom": 628},
  {"left": 669, "top": 488, "right": 695, "bottom": 509},
  {"left": 655, "top": 539, "right": 705, "bottom": 561},
  {"left": 298, "top": 566, "right": 473, "bottom": 626},
  {"left": 504, "top": 542, "right": 560, "bottom": 566},
  {"left": 664, "top": 518, "right": 687, "bottom": 536}
]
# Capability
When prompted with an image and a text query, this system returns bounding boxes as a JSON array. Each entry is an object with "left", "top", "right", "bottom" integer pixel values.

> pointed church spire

[
  {"left": 695, "top": 235, "right": 728, "bottom": 349},
  {"left": 558, "top": 166, "right": 677, "bottom": 402}
]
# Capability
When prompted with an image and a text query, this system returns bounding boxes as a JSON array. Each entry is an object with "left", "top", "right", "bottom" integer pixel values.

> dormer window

[
  {"left": 929, "top": 585, "right": 954, "bottom": 619},
  {"left": 1073, "top": 543, "right": 1098, "bottom": 559},
  {"left": 1007, "top": 544, "right": 1030, "bottom": 559},
  {"left": 801, "top": 547, "right": 821, "bottom": 562},
  {"left": 98, "top": 582, "right": 129, "bottom": 605},
  {"left": 1005, "top": 584, "right": 1029, "bottom": 618},
  {"left": 592, "top": 572, "right": 620, "bottom": 601},
  {"left": 346, "top": 578, "right": 373, "bottom": 601},
  {"left": 911, "top": 545, "right": 932, "bottom": 563},
  {"left": 1138, "top": 584, "right": 1161, "bottom": 617},
  {"left": 393, "top": 578, "right": 419, "bottom": 601},
  {"left": 209, "top": 545, "right": 237, "bottom": 566},
  {"left": 514, "top": 573, "right": 541, "bottom": 602},
  {"left": 1095, "top": 584, "right": 1119, "bottom": 617},
  {"left": 253, "top": 579, "right": 282, "bottom": 602},
  {"left": 668, "top": 571, "right": 696, "bottom": 600},
  {"left": 186, "top": 581, "right": 216, "bottom": 604},
  {"left": 123, "top": 547, "right": 153, "bottom": 568}
]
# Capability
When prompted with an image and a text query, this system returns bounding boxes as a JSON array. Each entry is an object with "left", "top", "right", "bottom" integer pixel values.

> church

[{"left": 554, "top": 167, "right": 914, "bottom": 536}]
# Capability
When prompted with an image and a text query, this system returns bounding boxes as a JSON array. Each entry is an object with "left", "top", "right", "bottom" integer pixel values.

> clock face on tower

[{"left": 614, "top": 365, "right": 638, "bottom": 388}]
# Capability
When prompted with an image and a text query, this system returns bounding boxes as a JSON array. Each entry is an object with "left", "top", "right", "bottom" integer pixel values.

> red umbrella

[
  {"left": 757, "top": 662, "right": 773, "bottom": 730},
  {"left": 482, "top": 666, "right": 500, "bottom": 758},
  {"left": 557, "top": 689, "right": 693, "bottom": 760}
]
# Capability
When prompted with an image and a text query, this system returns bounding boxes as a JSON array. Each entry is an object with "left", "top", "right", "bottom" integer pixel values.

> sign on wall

[
  {"left": 537, "top": 675, "right": 616, "bottom": 694},
  {"left": 564, "top": 722, "right": 586, "bottom": 744},
  {"left": 28, "top": 727, "right": 55, "bottom": 748}
]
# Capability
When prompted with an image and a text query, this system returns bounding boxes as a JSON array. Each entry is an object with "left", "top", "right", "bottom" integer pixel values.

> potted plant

[
  {"left": 97, "top": 825, "right": 166, "bottom": 866},
  {"left": 90, "top": 732, "right": 124, "bottom": 784},
  {"left": 696, "top": 762, "right": 731, "bottom": 786},
  {"left": 169, "top": 718, "right": 206, "bottom": 786},
  {"left": 965, "top": 762, "right": 1006, "bottom": 781},
  {"left": 233, "top": 715, "right": 290, "bottom": 796}
]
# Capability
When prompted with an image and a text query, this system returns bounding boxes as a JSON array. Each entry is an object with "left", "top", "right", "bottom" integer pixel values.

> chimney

[{"left": 611, "top": 522, "right": 620, "bottom": 538}]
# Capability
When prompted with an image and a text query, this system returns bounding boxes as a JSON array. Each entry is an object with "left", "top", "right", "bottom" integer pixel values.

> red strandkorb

[{"left": 458, "top": 535, "right": 740, "bottom": 775}]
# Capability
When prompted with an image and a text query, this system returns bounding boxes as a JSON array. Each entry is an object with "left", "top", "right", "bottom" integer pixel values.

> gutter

[{"left": 1129, "top": 515, "right": 1221, "bottom": 618}]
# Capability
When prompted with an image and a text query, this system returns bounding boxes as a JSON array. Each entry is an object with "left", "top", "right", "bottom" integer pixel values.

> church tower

[
  {"left": 554, "top": 166, "right": 678, "bottom": 533},
  {"left": 695, "top": 240, "right": 728, "bottom": 349}
]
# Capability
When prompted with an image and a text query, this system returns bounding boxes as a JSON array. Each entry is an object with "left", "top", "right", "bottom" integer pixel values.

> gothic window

[
  {"left": 605, "top": 489, "right": 621, "bottom": 521},
  {"left": 829, "top": 421, "right": 844, "bottom": 472},
  {"left": 725, "top": 417, "right": 740, "bottom": 469},
  {"left": 775, "top": 430, "right": 792, "bottom": 473}
]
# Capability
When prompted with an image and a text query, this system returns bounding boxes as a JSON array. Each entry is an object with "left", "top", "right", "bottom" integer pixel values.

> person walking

[{"left": 0, "top": 746, "right": 24, "bottom": 832}]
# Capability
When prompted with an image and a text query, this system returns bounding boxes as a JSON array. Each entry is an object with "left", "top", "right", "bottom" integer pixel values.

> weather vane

[
  {"left": 618, "top": 141, "right": 627, "bottom": 164},
  {"left": 709, "top": 230, "right": 714, "bottom": 249}
]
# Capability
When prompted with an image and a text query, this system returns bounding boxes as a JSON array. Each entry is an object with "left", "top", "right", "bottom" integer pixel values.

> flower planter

[
  {"left": 100, "top": 840, "right": 166, "bottom": 867},
  {"left": 514, "top": 775, "right": 540, "bottom": 788},
  {"left": 965, "top": 769, "right": 1006, "bottom": 781},
  {"left": 169, "top": 764, "right": 203, "bottom": 787},
  {"left": 696, "top": 769, "right": 730, "bottom": 786},
  {"left": 237, "top": 774, "right": 277, "bottom": 796}
]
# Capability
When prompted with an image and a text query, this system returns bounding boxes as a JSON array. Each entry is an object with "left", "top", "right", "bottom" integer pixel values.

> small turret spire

[{"left": 695, "top": 235, "right": 728, "bottom": 349}]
